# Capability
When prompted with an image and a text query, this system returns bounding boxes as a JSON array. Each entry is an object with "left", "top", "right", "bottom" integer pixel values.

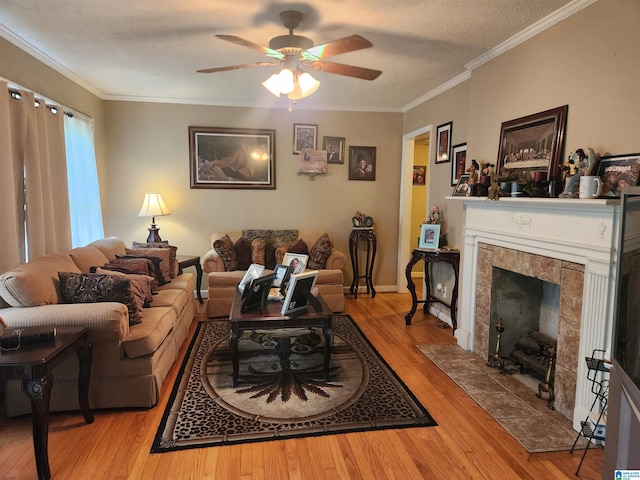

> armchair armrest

[{"left": 201, "top": 248, "right": 225, "bottom": 274}]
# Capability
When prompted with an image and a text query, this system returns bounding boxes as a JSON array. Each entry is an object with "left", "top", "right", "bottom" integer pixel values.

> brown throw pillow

[
  {"left": 251, "top": 237, "right": 266, "bottom": 266},
  {"left": 95, "top": 267, "right": 155, "bottom": 306},
  {"left": 132, "top": 242, "right": 178, "bottom": 278},
  {"left": 264, "top": 243, "right": 276, "bottom": 270},
  {"left": 58, "top": 272, "right": 142, "bottom": 325},
  {"left": 213, "top": 235, "right": 238, "bottom": 271},
  {"left": 125, "top": 248, "right": 172, "bottom": 282},
  {"left": 115, "top": 255, "right": 167, "bottom": 286},
  {"left": 97, "top": 258, "right": 159, "bottom": 292},
  {"left": 234, "top": 237, "right": 252, "bottom": 271},
  {"left": 308, "top": 233, "right": 333, "bottom": 270},
  {"left": 288, "top": 239, "right": 309, "bottom": 255}
]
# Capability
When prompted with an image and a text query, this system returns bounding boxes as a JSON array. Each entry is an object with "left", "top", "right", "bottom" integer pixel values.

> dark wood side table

[
  {"left": 349, "top": 227, "right": 377, "bottom": 298},
  {"left": 0, "top": 326, "right": 93, "bottom": 480},
  {"left": 405, "top": 248, "right": 460, "bottom": 333},
  {"left": 229, "top": 289, "right": 333, "bottom": 388},
  {"left": 177, "top": 255, "right": 204, "bottom": 304}
]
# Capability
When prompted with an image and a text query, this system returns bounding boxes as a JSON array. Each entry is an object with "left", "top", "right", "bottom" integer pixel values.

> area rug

[
  {"left": 417, "top": 343, "right": 588, "bottom": 453},
  {"left": 151, "top": 315, "right": 436, "bottom": 452}
]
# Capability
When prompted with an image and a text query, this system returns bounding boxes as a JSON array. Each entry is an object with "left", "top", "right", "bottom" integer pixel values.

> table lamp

[{"left": 138, "top": 192, "right": 170, "bottom": 242}]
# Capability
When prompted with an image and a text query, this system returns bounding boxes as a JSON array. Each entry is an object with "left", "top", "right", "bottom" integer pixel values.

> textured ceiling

[{"left": 0, "top": 0, "right": 581, "bottom": 111}]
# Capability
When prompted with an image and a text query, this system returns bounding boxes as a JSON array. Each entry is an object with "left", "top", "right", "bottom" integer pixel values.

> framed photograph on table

[
  {"left": 419, "top": 224, "right": 441, "bottom": 250},
  {"left": 293, "top": 123, "right": 317, "bottom": 154},
  {"left": 281, "top": 270, "right": 320, "bottom": 315},
  {"left": 451, "top": 143, "right": 467, "bottom": 186},
  {"left": 189, "top": 126, "right": 275, "bottom": 190},
  {"left": 323, "top": 136, "right": 345, "bottom": 164},
  {"left": 597, "top": 153, "right": 640, "bottom": 197},
  {"left": 240, "top": 273, "right": 276, "bottom": 313},
  {"left": 435, "top": 121, "right": 452, "bottom": 164},
  {"left": 496, "top": 105, "right": 568, "bottom": 183}
]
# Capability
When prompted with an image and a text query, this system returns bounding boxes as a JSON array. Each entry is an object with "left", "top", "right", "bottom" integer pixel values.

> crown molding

[{"left": 402, "top": 71, "right": 472, "bottom": 113}]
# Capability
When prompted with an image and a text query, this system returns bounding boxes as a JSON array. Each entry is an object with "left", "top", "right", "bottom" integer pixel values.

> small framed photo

[
  {"left": 281, "top": 270, "right": 320, "bottom": 315},
  {"left": 323, "top": 136, "right": 345, "bottom": 164},
  {"left": 293, "top": 123, "right": 317, "bottom": 154},
  {"left": 451, "top": 142, "right": 467, "bottom": 186},
  {"left": 413, "top": 165, "right": 426, "bottom": 185},
  {"left": 435, "top": 121, "right": 452, "bottom": 164},
  {"left": 271, "top": 264, "right": 289, "bottom": 288},
  {"left": 282, "top": 253, "right": 308, "bottom": 275},
  {"left": 452, "top": 174, "right": 471, "bottom": 196},
  {"left": 349, "top": 146, "right": 376, "bottom": 181},
  {"left": 419, "top": 224, "right": 441, "bottom": 249},
  {"left": 240, "top": 273, "right": 275, "bottom": 313},
  {"left": 597, "top": 153, "right": 640, "bottom": 197},
  {"left": 238, "top": 263, "right": 265, "bottom": 292}
]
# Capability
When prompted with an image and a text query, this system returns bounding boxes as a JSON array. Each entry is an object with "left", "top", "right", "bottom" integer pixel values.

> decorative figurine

[
  {"left": 425, "top": 205, "right": 442, "bottom": 225},
  {"left": 467, "top": 159, "right": 480, "bottom": 185},
  {"left": 559, "top": 148, "right": 599, "bottom": 198}
]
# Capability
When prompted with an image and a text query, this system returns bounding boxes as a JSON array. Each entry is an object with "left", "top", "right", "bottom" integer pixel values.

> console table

[
  {"left": 349, "top": 227, "right": 377, "bottom": 298},
  {"left": 405, "top": 248, "right": 460, "bottom": 332},
  {"left": 177, "top": 255, "right": 204, "bottom": 304},
  {"left": 0, "top": 326, "right": 93, "bottom": 480},
  {"left": 229, "top": 290, "right": 333, "bottom": 388}
]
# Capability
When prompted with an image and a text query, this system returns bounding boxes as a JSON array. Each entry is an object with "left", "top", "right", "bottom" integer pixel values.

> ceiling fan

[{"left": 197, "top": 10, "right": 382, "bottom": 100}]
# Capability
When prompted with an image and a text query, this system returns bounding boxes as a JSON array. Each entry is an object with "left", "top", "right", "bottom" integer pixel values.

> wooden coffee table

[
  {"left": 229, "top": 289, "right": 333, "bottom": 387},
  {"left": 0, "top": 326, "right": 93, "bottom": 480}
]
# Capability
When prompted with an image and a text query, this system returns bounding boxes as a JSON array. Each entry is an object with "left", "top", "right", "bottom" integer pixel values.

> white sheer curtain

[
  {"left": 64, "top": 114, "right": 104, "bottom": 247},
  {"left": 0, "top": 82, "right": 71, "bottom": 271}
]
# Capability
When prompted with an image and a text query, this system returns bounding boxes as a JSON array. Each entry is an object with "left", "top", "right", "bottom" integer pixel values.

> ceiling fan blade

[
  {"left": 311, "top": 61, "right": 382, "bottom": 80},
  {"left": 197, "top": 62, "right": 277, "bottom": 74},
  {"left": 303, "top": 35, "right": 373, "bottom": 61},
  {"left": 216, "top": 35, "right": 284, "bottom": 60}
]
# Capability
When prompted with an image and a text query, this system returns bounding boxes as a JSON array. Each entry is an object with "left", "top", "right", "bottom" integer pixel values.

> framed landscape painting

[{"left": 189, "top": 126, "right": 275, "bottom": 190}]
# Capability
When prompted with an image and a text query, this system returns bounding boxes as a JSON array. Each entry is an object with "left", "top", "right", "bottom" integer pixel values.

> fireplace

[{"left": 457, "top": 197, "right": 619, "bottom": 429}]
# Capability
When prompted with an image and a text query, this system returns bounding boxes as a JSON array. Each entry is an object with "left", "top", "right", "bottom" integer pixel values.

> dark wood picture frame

[
  {"left": 435, "top": 121, "right": 452, "bottom": 164},
  {"left": 597, "top": 153, "right": 640, "bottom": 198},
  {"left": 496, "top": 105, "right": 568, "bottom": 184},
  {"left": 451, "top": 143, "right": 467, "bottom": 186},
  {"left": 189, "top": 126, "right": 276, "bottom": 190},
  {"left": 293, "top": 123, "right": 317, "bottom": 154},
  {"left": 322, "top": 136, "right": 345, "bottom": 164},
  {"left": 349, "top": 146, "right": 376, "bottom": 181}
]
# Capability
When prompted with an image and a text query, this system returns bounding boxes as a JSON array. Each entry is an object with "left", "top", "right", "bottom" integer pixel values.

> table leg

[
  {"left": 404, "top": 255, "right": 419, "bottom": 325},
  {"left": 194, "top": 261, "right": 204, "bottom": 304},
  {"left": 322, "top": 324, "right": 333, "bottom": 381},
  {"left": 229, "top": 326, "right": 241, "bottom": 387},
  {"left": 366, "top": 233, "right": 377, "bottom": 298},
  {"left": 349, "top": 235, "right": 359, "bottom": 297},
  {"left": 76, "top": 341, "right": 94, "bottom": 424},
  {"left": 450, "top": 260, "right": 460, "bottom": 332},
  {"left": 22, "top": 374, "right": 53, "bottom": 480}
]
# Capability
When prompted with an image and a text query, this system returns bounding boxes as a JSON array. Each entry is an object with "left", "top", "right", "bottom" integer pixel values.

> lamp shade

[{"left": 138, "top": 192, "right": 170, "bottom": 218}]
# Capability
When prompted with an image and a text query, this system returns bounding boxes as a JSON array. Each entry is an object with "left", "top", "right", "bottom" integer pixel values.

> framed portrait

[
  {"left": 323, "top": 136, "right": 345, "bottom": 164},
  {"left": 240, "top": 273, "right": 275, "bottom": 313},
  {"left": 451, "top": 143, "right": 467, "bottom": 186},
  {"left": 436, "top": 121, "right": 452, "bottom": 164},
  {"left": 189, "top": 126, "right": 275, "bottom": 190},
  {"left": 238, "top": 263, "right": 265, "bottom": 292},
  {"left": 293, "top": 123, "right": 317, "bottom": 154},
  {"left": 282, "top": 253, "right": 308, "bottom": 276},
  {"left": 349, "top": 146, "right": 376, "bottom": 181},
  {"left": 413, "top": 165, "right": 426, "bottom": 185},
  {"left": 496, "top": 105, "right": 568, "bottom": 183},
  {"left": 452, "top": 174, "right": 471, "bottom": 196},
  {"left": 419, "top": 224, "right": 441, "bottom": 249},
  {"left": 597, "top": 153, "right": 640, "bottom": 198}
]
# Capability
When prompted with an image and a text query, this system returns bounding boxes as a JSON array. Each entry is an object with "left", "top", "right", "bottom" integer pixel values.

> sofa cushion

[
  {"left": 0, "top": 253, "right": 81, "bottom": 307},
  {"left": 234, "top": 237, "right": 252, "bottom": 271},
  {"left": 125, "top": 247, "right": 172, "bottom": 282},
  {"left": 242, "top": 229, "right": 298, "bottom": 247},
  {"left": 132, "top": 242, "right": 178, "bottom": 278},
  {"left": 122, "top": 306, "right": 176, "bottom": 358},
  {"left": 213, "top": 234, "right": 238, "bottom": 271},
  {"left": 87, "top": 237, "right": 127, "bottom": 261},
  {"left": 69, "top": 246, "right": 110, "bottom": 273},
  {"left": 250, "top": 237, "right": 266, "bottom": 266},
  {"left": 58, "top": 272, "right": 142, "bottom": 325},
  {"left": 308, "top": 233, "right": 333, "bottom": 269}
]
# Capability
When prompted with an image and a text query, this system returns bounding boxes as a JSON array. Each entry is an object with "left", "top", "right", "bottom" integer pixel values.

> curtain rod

[{"left": 1, "top": 75, "right": 92, "bottom": 122}]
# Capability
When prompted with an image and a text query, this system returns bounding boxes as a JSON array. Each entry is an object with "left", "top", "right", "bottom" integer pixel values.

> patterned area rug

[
  {"left": 417, "top": 344, "right": 588, "bottom": 453},
  {"left": 151, "top": 315, "right": 436, "bottom": 452}
]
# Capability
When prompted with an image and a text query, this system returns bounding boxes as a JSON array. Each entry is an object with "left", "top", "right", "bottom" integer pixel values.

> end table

[{"left": 177, "top": 255, "right": 204, "bottom": 304}]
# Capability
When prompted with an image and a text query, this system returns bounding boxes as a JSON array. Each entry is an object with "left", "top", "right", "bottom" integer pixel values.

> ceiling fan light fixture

[
  {"left": 262, "top": 73, "right": 282, "bottom": 97},
  {"left": 297, "top": 72, "right": 320, "bottom": 97},
  {"left": 277, "top": 68, "right": 295, "bottom": 94}
]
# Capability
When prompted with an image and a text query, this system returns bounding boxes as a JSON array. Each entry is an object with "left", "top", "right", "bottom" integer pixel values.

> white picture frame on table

[
  {"left": 281, "top": 270, "right": 320, "bottom": 315},
  {"left": 238, "top": 263, "right": 265, "bottom": 292}
]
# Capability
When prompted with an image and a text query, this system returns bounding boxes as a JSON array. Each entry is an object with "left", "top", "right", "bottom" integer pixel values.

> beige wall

[
  {"left": 404, "top": 0, "right": 640, "bottom": 300},
  {"left": 104, "top": 102, "right": 403, "bottom": 289}
]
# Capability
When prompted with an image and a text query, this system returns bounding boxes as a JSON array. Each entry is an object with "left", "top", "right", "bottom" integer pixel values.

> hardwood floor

[{"left": 0, "top": 292, "right": 604, "bottom": 479}]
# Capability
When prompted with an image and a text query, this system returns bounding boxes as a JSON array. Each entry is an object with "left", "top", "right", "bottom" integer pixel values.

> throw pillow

[
  {"left": 234, "top": 237, "right": 252, "bottom": 271},
  {"left": 114, "top": 255, "right": 167, "bottom": 286},
  {"left": 58, "top": 272, "right": 142, "bottom": 325},
  {"left": 213, "top": 235, "right": 238, "bottom": 271},
  {"left": 132, "top": 242, "right": 178, "bottom": 278},
  {"left": 308, "top": 233, "right": 333, "bottom": 270},
  {"left": 125, "top": 248, "right": 172, "bottom": 282},
  {"left": 288, "top": 239, "right": 309, "bottom": 255},
  {"left": 95, "top": 267, "right": 155, "bottom": 306},
  {"left": 250, "top": 237, "right": 266, "bottom": 266},
  {"left": 264, "top": 243, "right": 276, "bottom": 270},
  {"left": 97, "top": 258, "right": 159, "bottom": 292}
]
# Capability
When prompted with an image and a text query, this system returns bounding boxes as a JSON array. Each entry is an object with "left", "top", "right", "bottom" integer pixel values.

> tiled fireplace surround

[{"left": 456, "top": 197, "right": 620, "bottom": 430}]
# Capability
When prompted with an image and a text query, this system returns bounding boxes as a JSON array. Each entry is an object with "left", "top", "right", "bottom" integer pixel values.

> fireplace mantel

[{"left": 455, "top": 196, "right": 620, "bottom": 429}]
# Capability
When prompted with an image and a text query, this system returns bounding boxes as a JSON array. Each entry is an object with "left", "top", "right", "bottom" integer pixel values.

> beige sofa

[
  {"left": 202, "top": 230, "right": 346, "bottom": 318},
  {"left": 0, "top": 237, "right": 196, "bottom": 417}
]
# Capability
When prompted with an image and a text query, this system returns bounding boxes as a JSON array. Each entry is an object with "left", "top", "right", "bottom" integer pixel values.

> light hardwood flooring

[{"left": 0, "top": 292, "right": 604, "bottom": 479}]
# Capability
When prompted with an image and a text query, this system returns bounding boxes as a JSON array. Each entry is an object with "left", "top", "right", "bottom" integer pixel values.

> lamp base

[{"left": 146, "top": 226, "right": 162, "bottom": 243}]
